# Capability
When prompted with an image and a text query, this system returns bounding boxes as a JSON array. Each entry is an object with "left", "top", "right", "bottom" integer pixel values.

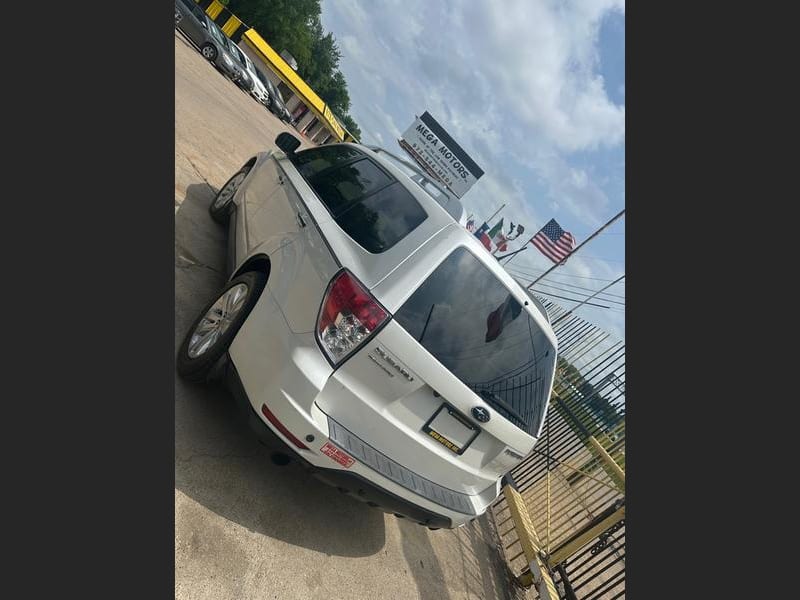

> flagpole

[
  {"left": 548, "top": 274, "right": 625, "bottom": 325},
  {"left": 526, "top": 209, "right": 625, "bottom": 290},
  {"left": 503, "top": 224, "right": 534, "bottom": 266},
  {"left": 497, "top": 246, "right": 528, "bottom": 262},
  {"left": 482, "top": 203, "right": 506, "bottom": 225}
]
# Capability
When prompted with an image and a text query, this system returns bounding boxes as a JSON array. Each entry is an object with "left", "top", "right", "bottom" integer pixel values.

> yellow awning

[{"left": 242, "top": 29, "right": 345, "bottom": 142}]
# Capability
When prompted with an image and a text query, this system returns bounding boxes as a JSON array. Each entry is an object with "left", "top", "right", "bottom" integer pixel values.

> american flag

[{"left": 530, "top": 219, "right": 576, "bottom": 263}]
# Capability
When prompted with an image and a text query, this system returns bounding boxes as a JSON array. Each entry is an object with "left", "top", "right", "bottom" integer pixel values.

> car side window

[
  {"left": 307, "top": 158, "right": 392, "bottom": 216},
  {"left": 295, "top": 146, "right": 363, "bottom": 179},
  {"left": 207, "top": 20, "right": 224, "bottom": 44},
  {"left": 295, "top": 146, "right": 428, "bottom": 253},
  {"left": 334, "top": 182, "right": 427, "bottom": 253}
]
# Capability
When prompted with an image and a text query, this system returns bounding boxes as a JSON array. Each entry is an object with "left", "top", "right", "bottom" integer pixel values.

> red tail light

[{"left": 317, "top": 269, "right": 389, "bottom": 366}]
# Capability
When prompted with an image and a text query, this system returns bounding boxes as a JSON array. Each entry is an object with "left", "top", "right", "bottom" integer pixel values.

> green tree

[
  {"left": 231, "top": 0, "right": 361, "bottom": 142},
  {"left": 322, "top": 71, "right": 350, "bottom": 116},
  {"left": 233, "top": 0, "right": 321, "bottom": 68},
  {"left": 300, "top": 18, "right": 341, "bottom": 90},
  {"left": 340, "top": 114, "right": 361, "bottom": 141}
]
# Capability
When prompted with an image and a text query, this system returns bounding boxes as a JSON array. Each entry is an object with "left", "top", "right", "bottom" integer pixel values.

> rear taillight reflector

[
  {"left": 317, "top": 269, "right": 389, "bottom": 366},
  {"left": 261, "top": 403, "right": 308, "bottom": 450}
]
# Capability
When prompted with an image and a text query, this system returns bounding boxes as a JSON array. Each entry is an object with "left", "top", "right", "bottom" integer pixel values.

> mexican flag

[
  {"left": 485, "top": 293, "right": 523, "bottom": 342},
  {"left": 480, "top": 219, "right": 503, "bottom": 252}
]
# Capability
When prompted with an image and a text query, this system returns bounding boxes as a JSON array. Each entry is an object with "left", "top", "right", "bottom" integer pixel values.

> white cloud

[{"left": 321, "top": 0, "right": 625, "bottom": 338}]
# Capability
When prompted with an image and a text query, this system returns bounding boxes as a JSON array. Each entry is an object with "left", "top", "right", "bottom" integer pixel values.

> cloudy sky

[{"left": 321, "top": 0, "right": 625, "bottom": 340}]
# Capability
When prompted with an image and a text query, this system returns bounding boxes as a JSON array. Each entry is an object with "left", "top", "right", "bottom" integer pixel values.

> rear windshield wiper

[{"left": 479, "top": 390, "right": 528, "bottom": 428}]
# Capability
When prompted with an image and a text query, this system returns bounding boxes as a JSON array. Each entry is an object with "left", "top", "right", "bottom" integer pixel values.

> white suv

[{"left": 177, "top": 134, "right": 558, "bottom": 528}]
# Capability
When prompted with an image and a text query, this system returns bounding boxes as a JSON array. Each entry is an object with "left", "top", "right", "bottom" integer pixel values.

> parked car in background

[
  {"left": 225, "top": 38, "right": 254, "bottom": 94},
  {"left": 177, "top": 134, "right": 559, "bottom": 529},
  {"left": 237, "top": 46, "right": 270, "bottom": 106},
  {"left": 262, "top": 77, "right": 292, "bottom": 123},
  {"left": 253, "top": 69, "right": 276, "bottom": 111},
  {"left": 175, "top": 1, "right": 242, "bottom": 84}
]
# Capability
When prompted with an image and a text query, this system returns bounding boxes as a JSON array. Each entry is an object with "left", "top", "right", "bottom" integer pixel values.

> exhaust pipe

[{"left": 270, "top": 452, "right": 291, "bottom": 466}]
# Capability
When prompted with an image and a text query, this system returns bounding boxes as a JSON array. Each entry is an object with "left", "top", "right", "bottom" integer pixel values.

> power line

[
  {"left": 526, "top": 209, "right": 625, "bottom": 288},
  {"left": 550, "top": 275, "right": 626, "bottom": 325},
  {"left": 519, "top": 277, "right": 626, "bottom": 305},
  {"left": 530, "top": 290, "right": 611, "bottom": 309},
  {"left": 512, "top": 279, "right": 626, "bottom": 307},
  {"left": 507, "top": 267, "right": 626, "bottom": 299},
  {"left": 506, "top": 264, "right": 625, "bottom": 283},
  {"left": 532, "top": 282, "right": 625, "bottom": 306},
  {"left": 573, "top": 255, "right": 626, "bottom": 264}
]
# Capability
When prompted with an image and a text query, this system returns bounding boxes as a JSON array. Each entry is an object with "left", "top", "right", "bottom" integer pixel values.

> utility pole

[{"left": 526, "top": 209, "right": 625, "bottom": 290}]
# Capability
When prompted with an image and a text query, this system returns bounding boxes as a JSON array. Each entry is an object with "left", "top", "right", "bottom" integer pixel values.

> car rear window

[
  {"left": 294, "top": 146, "right": 427, "bottom": 253},
  {"left": 394, "top": 247, "right": 555, "bottom": 436}
]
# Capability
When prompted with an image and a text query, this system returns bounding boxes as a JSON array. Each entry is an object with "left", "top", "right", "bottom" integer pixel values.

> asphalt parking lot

[{"left": 174, "top": 31, "right": 524, "bottom": 600}]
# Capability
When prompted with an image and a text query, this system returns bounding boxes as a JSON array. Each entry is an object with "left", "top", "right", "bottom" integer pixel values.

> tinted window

[
  {"left": 228, "top": 40, "right": 244, "bottom": 62},
  {"left": 307, "top": 159, "right": 392, "bottom": 216},
  {"left": 335, "top": 182, "right": 427, "bottom": 253},
  {"left": 207, "top": 20, "right": 225, "bottom": 44},
  {"left": 295, "top": 145, "right": 362, "bottom": 179},
  {"left": 295, "top": 147, "right": 427, "bottom": 252},
  {"left": 394, "top": 247, "right": 555, "bottom": 436},
  {"left": 186, "top": 3, "right": 205, "bottom": 20}
]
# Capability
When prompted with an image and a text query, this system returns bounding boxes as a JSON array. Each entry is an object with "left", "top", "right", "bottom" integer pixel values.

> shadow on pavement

[
  {"left": 399, "top": 520, "right": 454, "bottom": 600},
  {"left": 175, "top": 182, "right": 386, "bottom": 558},
  {"left": 399, "top": 513, "right": 520, "bottom": 600}
]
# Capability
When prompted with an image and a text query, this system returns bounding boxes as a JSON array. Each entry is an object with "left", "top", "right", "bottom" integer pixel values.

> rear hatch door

[{"left": 316, "top": 227, "right": 557, "bottom": 494}]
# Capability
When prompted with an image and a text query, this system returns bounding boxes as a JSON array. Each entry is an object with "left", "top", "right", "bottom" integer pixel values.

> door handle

[
  {"left": 296, "top": 213, "right": 307, "bottom": 228},
  {"left": 278, "top": 174, "right": 285, "bottom": 185}
]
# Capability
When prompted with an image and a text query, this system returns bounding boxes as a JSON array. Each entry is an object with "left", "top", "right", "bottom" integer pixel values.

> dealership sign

[{"left": 400, "top": 112, "right": 484, "bottom": 198}]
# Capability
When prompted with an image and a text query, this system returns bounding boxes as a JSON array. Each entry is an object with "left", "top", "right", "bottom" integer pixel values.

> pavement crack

[
  {"left": 185, "top": 155, "right": 217, "bottom": 193},
  {"left": 176, "top": 247, "right": 222, "bottom": 274}
]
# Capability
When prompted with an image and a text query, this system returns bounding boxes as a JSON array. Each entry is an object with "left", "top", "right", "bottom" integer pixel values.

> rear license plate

[{"left": 422, "top": 404, "right": 480, "bottom": 455}]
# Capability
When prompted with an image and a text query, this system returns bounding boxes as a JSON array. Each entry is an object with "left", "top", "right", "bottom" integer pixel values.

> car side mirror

[{"left": 275, "top": 132, "right": 301, "bottom": 156}]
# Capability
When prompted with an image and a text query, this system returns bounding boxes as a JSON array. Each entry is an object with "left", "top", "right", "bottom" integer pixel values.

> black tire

[
  {"left": 209, "top": 166, "right": 250, "bottom": 224},
  {"left": 177, "top": 271, "right": 267, "bottom": 383},
  {"left": 200, "top": 43, "right": 218, "bottom": 62}
]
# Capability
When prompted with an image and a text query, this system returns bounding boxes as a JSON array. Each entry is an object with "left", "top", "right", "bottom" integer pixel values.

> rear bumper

[
  {"left": 225, "top": 280, "right": 492, "bottom": 528},
  {"left": 225, "top": 360, "right": 453, "bottom": 529}
]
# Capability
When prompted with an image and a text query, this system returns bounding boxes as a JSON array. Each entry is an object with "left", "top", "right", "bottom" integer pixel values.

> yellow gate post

[
  {"left": 588, "top": 435, "right": 625, "bottom": 492},
  {"left": 501, "top": 476, "right": 559, "bottom": 599}
]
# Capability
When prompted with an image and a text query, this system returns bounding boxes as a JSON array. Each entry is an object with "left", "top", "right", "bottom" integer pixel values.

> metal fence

[{"left": 492, "top": 296, "right": 625, "bottom": 600}]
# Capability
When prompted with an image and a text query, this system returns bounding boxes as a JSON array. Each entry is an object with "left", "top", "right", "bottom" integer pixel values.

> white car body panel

[{"left": 224, "top": 142, "right": 557, "bottom": 527}]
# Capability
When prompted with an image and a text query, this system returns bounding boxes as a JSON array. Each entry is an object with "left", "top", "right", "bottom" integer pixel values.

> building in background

[{"left": 188, "top": 0, "right": 357, "bottom": 144}]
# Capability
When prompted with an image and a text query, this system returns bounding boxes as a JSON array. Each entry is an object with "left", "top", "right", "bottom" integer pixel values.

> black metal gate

[{"left": 492, "top": 296, "right": 625, "bottom": 599}]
